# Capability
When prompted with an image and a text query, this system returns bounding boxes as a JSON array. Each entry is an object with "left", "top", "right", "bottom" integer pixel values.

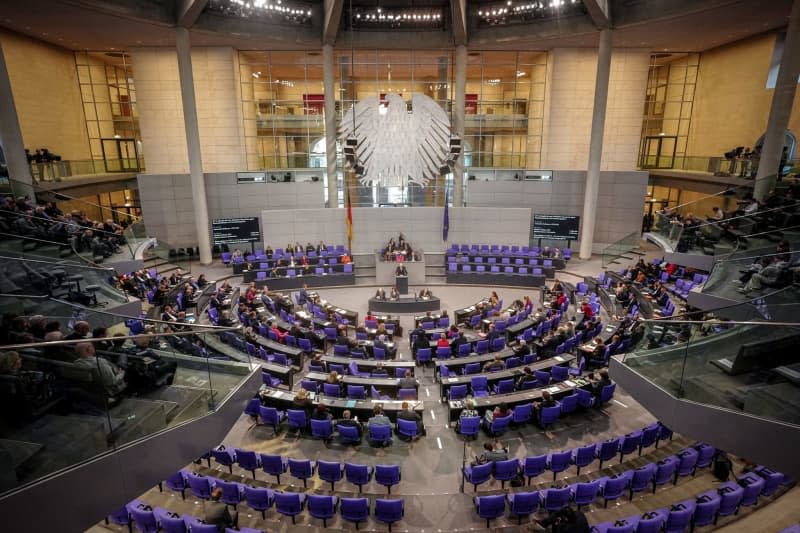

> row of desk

[
  {"left": 447, "top": 271, "right": 547, "bottom": 287},
  {"left": 257, "top": 384, "right": 423, "bottom": 423},
  {"left": 446, "top": 255, "right": 566, "bottom": 270},
  {"left": 245, "top": 272, "right": 355, "bottom": 291}
]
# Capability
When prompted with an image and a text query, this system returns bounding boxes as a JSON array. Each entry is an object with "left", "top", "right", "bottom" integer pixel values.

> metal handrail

[
  {"left": 0, "top": 252, "right": 116, "bottom": 272},
  {"left": 687, "top": 201, "right": 800, "bottom": 231},
  {"left": 637, "top": 318, "right": 800, "bottom": 326}
]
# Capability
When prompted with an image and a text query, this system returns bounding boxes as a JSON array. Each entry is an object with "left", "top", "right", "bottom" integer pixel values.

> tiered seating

[{"left": 446, "top": 243, "right": 567, "bottom": 278}]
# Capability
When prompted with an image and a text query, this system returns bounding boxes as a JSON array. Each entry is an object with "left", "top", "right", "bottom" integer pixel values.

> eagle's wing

[{"left": 407, "top": 93, "right": 452, "bottom": 186}]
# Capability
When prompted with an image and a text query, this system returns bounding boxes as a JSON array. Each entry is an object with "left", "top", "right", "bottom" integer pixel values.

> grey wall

[
  {"left": 137, "top": 173, "right": 325, "bottom": 248},
  {"left": 260, "top": 207, "right": 532, "bottom": 254},
  {"left": 466, "top": 170, "right": 649, "bottom": 252}
]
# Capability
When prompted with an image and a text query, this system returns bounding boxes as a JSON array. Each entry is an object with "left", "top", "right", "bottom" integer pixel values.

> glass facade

[
  {"left": 639, "top": 53, "right": 699, "bottom": 169},
  {"left": 74, "top": 51, "right": 143, "bottom": 172}
]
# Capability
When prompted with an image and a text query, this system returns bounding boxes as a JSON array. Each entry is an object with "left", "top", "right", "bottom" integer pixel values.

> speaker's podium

[{"left": 396, "top": 275, "right": 409, "bottom": 295}]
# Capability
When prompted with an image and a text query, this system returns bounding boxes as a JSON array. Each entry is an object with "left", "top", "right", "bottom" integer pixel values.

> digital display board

[
  {"left": 211, "top": 217, "right": 261, "bottom": 245},
  {"left": 532, "top": 214, "right": 580, "bottom": 240}
]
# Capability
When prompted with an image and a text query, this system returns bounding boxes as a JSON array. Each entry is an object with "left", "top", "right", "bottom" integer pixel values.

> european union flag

[{"left": 443, "top": 191, "right": 450, "bottom": 241}]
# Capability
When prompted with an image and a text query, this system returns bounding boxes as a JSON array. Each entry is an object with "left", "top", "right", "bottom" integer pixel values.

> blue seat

[
  {"left": 560, "top": 392, "right": 579, "bottom": 415},
  {"left": 521, "top": 454, "right": 547, "bottom": 485},
  {"left": 347, "top": 384, "right": 366, "bottom": 399},
  {"left": 463, "top": 461, "right": 493, "bottom": 491},
  {"left": 692, "top": 493, "right": 721, "bottom": 530},
  {"left": 340, "top": 497, "right": 370, "bottom": 530},
  {"left": 512, "top": 403, "right": 532, "bottom": 424},
  {"left": 596, "top": 437, "right": 621, "bottom": 470},
  {"left": 630, "top": 462, "right": 657, "bottom": 500},
  {"left": 493, "top": 378, "right": 515, "bottom": 394},
  {"left": 416, "top": 348, "right": 432, "bottom": 365},
  {"left": 493, "top": 458, "right": 520, "bottom": 489},
  {"left": 369, "top": 424, "right": 393, "bottom": 447},
  {"left": 337, "top": 423, "right": 362, "bottom": 445},
  {"left": 375, "top": 499, "right": 404, "bottom": 532},
  {"left": 639, "top": 423, "right": 660, "bottom": 454},
  {"left": 474, "top": 495, "right": 506, "bottom": 528},
  {"left": 458, "top": 416, "right": 481, "bottom": 439},
  {"left": 665, "top": 499, "right": 697, "bottom": 533},
  {"left": 619, "top": 431, "right": 643, "bottom": 463},
  {"left": 129, "top": 506, "right": 158, "bottom": 533},
  {"left": 311, "top": 419, "right": 334, "bottom": 441},
  {"left": 397, "top": 418, "right": 419, "bottom": 440},
  {"left": 235, "top": 449, "right": 261, "bottom": 479},
  {"left": 287, "top": 409, "right": 308, "bottom": 434},
  {"left": 162, "top": 470, "right": 188, "bottom": 500},
  {"left": 571, "top": 443, "right": 597, "bottom": 475},
  {"left": 471, "top": 376, "right": 489, "bottom": 397},
  {"left": 485, "top": 413, "right": 512, "bottom": 437},
  {"left": 653, "top": 456, "right": 679, "bottom": 492},
  {"left": 600, "top": 473, "right": 631, "bottom": 508},
  {"left": 538, "top": 403, "right": 561, "bottom": 429},
  {"left": 216, "top": 479, "right": 244, "bottom": 508},
  {"left": 187, "top": 474, "right": 213, "bottom": 500},
  {"left": 541, "top": 486, "right": 571, "bottom": 512},
  {"left": 449, "top": 384, "right": 468, "bottom": 401},
  {"left": 550, "top": 365, "right": 569, "bottom": 382},
  {"left": 547, "top": 450, "right": 572, "bottom": 482},
  {"left": 259, "top": 453, "right": 288, "bottom": 483},
  {"left": 507, "top": 491, "right": 540, "bottom": 525},
  {"left": 674, "top": 447, "right": 699, "bottom": 484},
  {"left": 571, "top": 479, "right": 603, "bottom": 510},
  {"left": 375, "top": 464, "right": 402, "bottom": 494},
  {"left": 462, "top": 362, "right": 481, "bottom": 375},
  {"left": 317, "top": 460, "right": 344, "bottom": 490},
  {"left": 211, "top": 448, "right": 236, "bottom": 474},
  {"left": 243, "top": 486, "right": 273, "bottom": 519},
  {"left": 307, "top": 494, "right": 338, "bottom": 528},
  {"left": 345, "top": 463, "right": 374, "bottom": 492},
  {"left": 287, "top": 458, "right": 316, "bottom": 488},
  {"left": 274, "top": 491, "right": 305, "bottom": 524}
]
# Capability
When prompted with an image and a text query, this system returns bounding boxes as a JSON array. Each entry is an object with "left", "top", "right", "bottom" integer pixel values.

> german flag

[{"left": 346, "top": 189, "right": 353, "bottom": 252}]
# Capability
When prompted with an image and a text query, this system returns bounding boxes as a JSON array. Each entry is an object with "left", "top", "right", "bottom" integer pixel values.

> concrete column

[
  {"left": 579, "top": 29, "right": 612, "bottom": 260},
  {"left": 175, "top": 27, "right": 212, "bottom": 265},
  {"left": 755, "top": 0, "right": 800, "bottom": 199},
  {"left": 452, "top": 45, "right": 467, "bottom": 207},
  {"left": 323, "top": 44, "right": 339, "bottom": 208},
  {"left": 0, "top": 42, "right": 34, "bottom": 199}
]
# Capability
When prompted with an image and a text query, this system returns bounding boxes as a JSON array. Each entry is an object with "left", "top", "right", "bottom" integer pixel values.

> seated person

[
  {"left": 341, "top": 253, "right": 352, "bottom": 264},
  {"left": 450, "top": 331, "right": 468, "bottom": 351},
  {"left": 483, "top": 402, "right": 512, "bottom": 428},
  {"left": 73, "top": 342, "right": 126, "bottom": 396},
  {"left": 436, "top": 333, "right": 450, "bottom": 349},
  {"left": 367, "top": 405, "right": 392, "bottom": 442},
  {"left": 374, "top": 288, "right": 386, "bottom": 300},
  {"left": 480, "top": 440, "right": 509, "bottom": 463},
  {"left": 514, "top": 339, "right": 531, "bottom": 358},
  {"left": 291, "top": 388, "right": 314, "bottom": 416},
  {"left": 398, "top": 369, "right": 418, "bottom": 390},
  {"left": 336, "top": 409, "right": 362, "bottom": 440},
  {"left": 457, "top": 399, "right": 479, "bottom": 431},
  {"left": 397, "top": 401, "right": 425, "bottom": 436},
  {"left": 311, "top": 403, "right": 333, "bottom": 425},
  {"left": 206, "top": 487, "right": 238, "bottom": 531},
  {"left": 533, "top": 389, "right": 557, "bottom": 418},
  {"left": 390, "top": 286, "right": 400, "bottom": 300},
  {"left": 591, "top": 370, "right": 612, "bottom": 399},
  {"left": 371, "top": 362, "right": 389, "bottom": 377},
  {"left": 483, "top": 354, "right": 505, "bottom": 372},
  {"left": 419, "top": 287, "right": 433, "bottom": 299},
  {"left": 516, "top": 366, "right": 536, "bottom": 389}
]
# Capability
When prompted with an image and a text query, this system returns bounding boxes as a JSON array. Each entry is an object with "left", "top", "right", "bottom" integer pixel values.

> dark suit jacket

[
  {"left": 205, "top": 501, "right": 233, "bottom": 531},
  {"left": 337, "top": 418, "right": 362, "bottom": 437}
]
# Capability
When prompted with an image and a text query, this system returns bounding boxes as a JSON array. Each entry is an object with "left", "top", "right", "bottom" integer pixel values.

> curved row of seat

[
  {"left": 456, "top": 384, "right": 616, "bottom": 437},
  {"left": 463, "top": 422, "right": 674, "bottom": 489},
  {"left": 590, "top": 465, "right": 791, "bottom": 533},
  {"left": 153, "top": 468, "right": 404, "bottom": 530},
  {"left": 107, "top": 498, "right": 264, "bottom": 533},
  {"left": 473, "top": 449, "right": 790, "bottom": 531},
  {"left": 200, "top": 450, "right": 402, "bottom": 493}
]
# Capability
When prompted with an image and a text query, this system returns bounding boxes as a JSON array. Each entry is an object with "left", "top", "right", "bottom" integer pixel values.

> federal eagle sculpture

[{"left": 339, "top": 93, "right": 453, "bottom": 187}]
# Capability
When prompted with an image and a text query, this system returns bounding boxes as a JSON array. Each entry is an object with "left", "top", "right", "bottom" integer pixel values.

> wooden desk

[
  {"left": 446, "top": 376, "right": 593, "bottom": 422},
  {"left": 321, "top": 355, "right": 415, "bottom": 377},
  {"left": 257, "top": 385, "right": 423, "bottom": 423},
  {"left": 303, "top": 371, "right": 408, "bottom": 398},
  {"left": 252, "top": 336, "right": 305, "bottom": 369},
  {"left": 438, "top": 354, "right": 575, "bottom": 401}
]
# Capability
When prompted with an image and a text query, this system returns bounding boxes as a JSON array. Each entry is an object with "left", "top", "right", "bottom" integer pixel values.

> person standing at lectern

[{"left": 396, "top": 264, "right": 408, "bottom": 276}]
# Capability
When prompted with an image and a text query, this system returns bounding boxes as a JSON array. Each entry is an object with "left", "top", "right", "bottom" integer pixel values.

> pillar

[
  {"left": 452, "top": 45, "right": 467, "bottom": 207},
  {"left": 579, "top": 29, "right": 612, "bottom": 260},
  {"left": 755, "top": 0, "right": 800, "bottom": 199},
  {"left": 175, "top": 27, "right": 212, "bottom": 265},
  {"left": 323, "top": 44, "right": 339, "bottom": 208},
  {"left": 0, "top": 41, "right": 34, "bottom": 199}
]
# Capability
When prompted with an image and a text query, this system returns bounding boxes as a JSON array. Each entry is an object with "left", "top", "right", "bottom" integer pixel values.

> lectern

[{"left": 396, "top": 275, "right": 408, "bottom": 295}]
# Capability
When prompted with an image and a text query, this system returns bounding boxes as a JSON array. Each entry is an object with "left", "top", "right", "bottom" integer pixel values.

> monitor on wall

[
  {"left": 532, "top": 214, "right": 580, "bottom": 241},
  {"left": 211, "top": 217, "right": 261, "bottom": 245}
]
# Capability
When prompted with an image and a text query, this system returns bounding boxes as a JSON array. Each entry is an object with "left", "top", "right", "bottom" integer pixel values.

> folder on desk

[{"left": 346, "top": 400, "right": 356, "bottom": 408}]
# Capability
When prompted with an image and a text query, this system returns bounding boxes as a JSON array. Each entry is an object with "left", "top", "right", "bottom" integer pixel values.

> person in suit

[
  {"left": 397, "top": 401, "right": 425, "bottom": 436},
  {"left": 375, "top": 288, "right": 386, "bottom": 300},
  {"left": 395, "top": 264, "right": 408, "bottom": 276},
  {"left": 297, "top": 284, "right": 309, "bottom": 305},
  {"left": 591, "top": 370, "right": 612, "bottom": 399},
  {"left": 483, "top": 354, "right": 505, "bottom": 372},
  {"left": 485, "top": 322, "right": 501, "bottom": 345},
  {"left": 398, "top": 369, "right": 418, "bottom": 390},
  {"left": 513, "top": 339, "right": 531, "bottom": 358},
  {"left": 450, "top": 331, "right": 469, "bottom": 352},
  {"left": 205, "top": 487, "right": 237, "bottom": 532},
  {"left": 516, "top": 366, "right": 536, "bottom": 389},
  {"left": 390, "top": 286, "right": 400, "bottom": 300},
  {"left": 337, "top": 409, "right": 362, "bottom": 440}
]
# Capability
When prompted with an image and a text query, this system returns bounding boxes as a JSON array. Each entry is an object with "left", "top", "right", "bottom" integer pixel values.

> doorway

[
  {"left": 640, "top": 135, "right": 677, "bottom": 169},
  {"left": 101, "top": 138, "right": 141, "bottom": 172}
]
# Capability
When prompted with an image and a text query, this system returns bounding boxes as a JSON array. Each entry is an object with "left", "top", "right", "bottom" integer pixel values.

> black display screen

[
  {"left": 532, "top": 214, "right": 580, "bottom": 240},
  {"left": 211, "top": 217, "right": 261, "bottom": 245}
]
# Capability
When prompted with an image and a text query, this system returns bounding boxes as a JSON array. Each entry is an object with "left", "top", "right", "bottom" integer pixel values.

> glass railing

[
  {"left": 144, "top": 239, "right": 195, "bottom": 277},
  {"left": 622, "top": 317, "right": 800, "bottom": 426},
  {"left": 0, "top": 320, "right": 249, "bottom": 496},
  {"left": 343, "top": 183, "right": 453, "bottom": 207},
  {"left": 601, "top": 231, "right": 641, "bottom": 267},
  {"left": 703, "top": 249, "right": 797, "bottom": 296},
  {"left": 28, "top": 158, "right": 145, "bottom": 181},
  {"left": 641, "top": 154, "right": 800, "bottom": 178},
  {"left": 0, "top": 254, "right": 128, "bottom": 306},
  {"left": 651, "top": 212, "right": 685, "bottom": 249}
]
